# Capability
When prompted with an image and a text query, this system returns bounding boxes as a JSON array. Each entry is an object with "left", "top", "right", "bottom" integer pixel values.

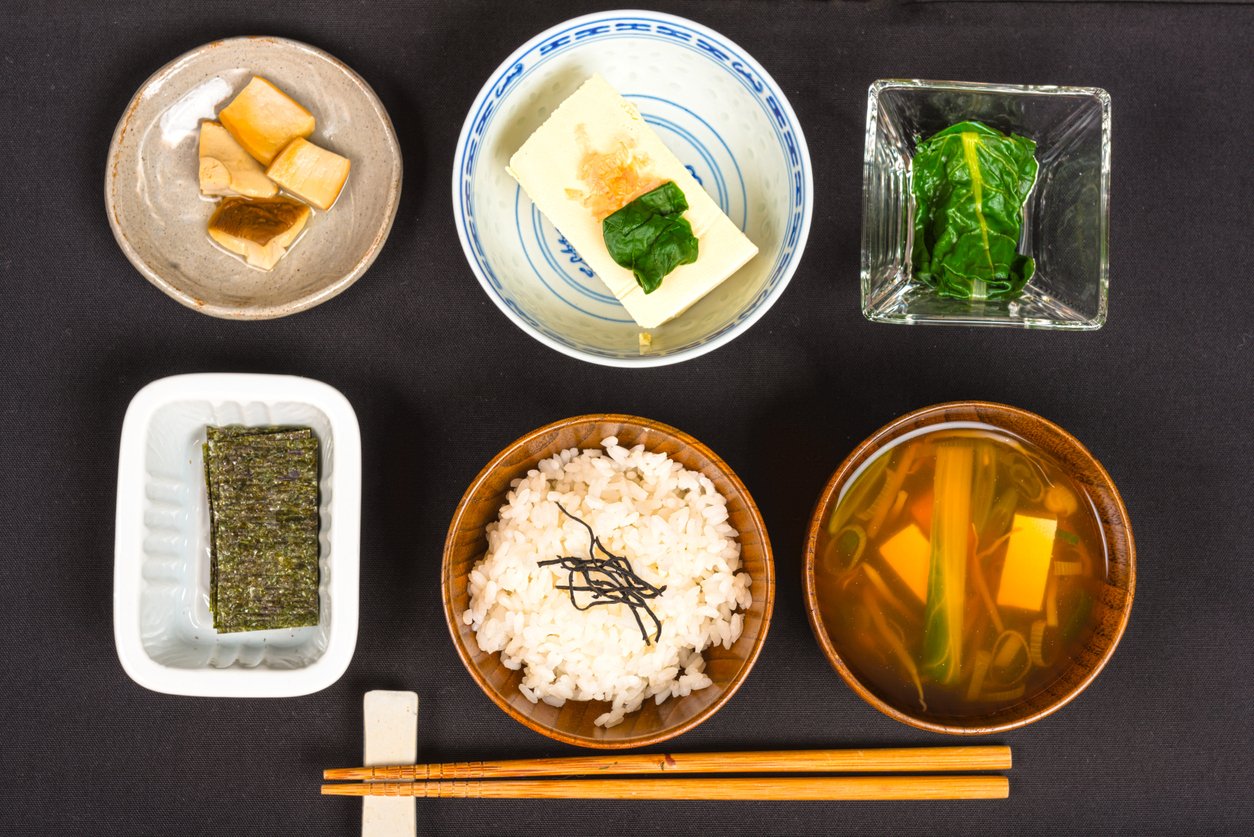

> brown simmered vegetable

[
  {"left": 204, "top": 425, "right": 321, "bottom": 633},
  {"left": 197, "top": 77, "right": 353, "bottom": 272},
  {"left": 218, "top": 77, "right": 316, "bottom": 166},
  {"left": 207, "top": 196, "right": 310, "bottom": 271},
  {"left": 265, "top": 137, "right": 351, "bottom": 211},
  {"left": 198, "top": 121, "right": 278, "bottom": 199}
]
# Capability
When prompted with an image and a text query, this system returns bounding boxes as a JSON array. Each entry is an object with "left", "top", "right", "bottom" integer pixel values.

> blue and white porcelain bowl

[{"left": 453, "top": 10, "right": 812, "bottom": 367}]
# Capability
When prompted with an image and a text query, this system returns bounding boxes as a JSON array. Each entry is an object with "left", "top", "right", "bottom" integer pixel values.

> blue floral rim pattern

[{"left": 453, "top": 12, "right": 811, "bottom": 364}]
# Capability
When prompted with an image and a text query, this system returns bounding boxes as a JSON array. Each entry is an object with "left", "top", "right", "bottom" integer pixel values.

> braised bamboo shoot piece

[
  {"left": 208, "top": 196, "right": 311, "bottom": 271},
  {"left": 218, "top": 77, "right": 316, "bottom": 165},
  {"left": 265, "top": 137, "right": 351, "bottom": 211},
  {"left": 198, "top": 121, "right": 278, "bottom": 198}
]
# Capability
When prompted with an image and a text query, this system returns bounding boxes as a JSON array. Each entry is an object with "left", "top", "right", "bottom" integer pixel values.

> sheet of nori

[
  {"left": 205, "top": 426, "right": 302, "bottom": 620},
  {"left": 204, "top": 426, "right": 321, "bottom": 633},
  {"left": 205, "top": 426, "right": 301, "bottom": 620}
]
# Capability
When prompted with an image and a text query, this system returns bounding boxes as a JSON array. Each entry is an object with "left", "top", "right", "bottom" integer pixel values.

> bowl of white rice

[{"left": 443, "top": 414, "right": 774, "bottom": 748}]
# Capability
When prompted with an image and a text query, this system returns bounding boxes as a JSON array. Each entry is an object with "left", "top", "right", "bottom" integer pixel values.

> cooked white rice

[{"left": 463, "top": 436, "right": 752, "bottom": 727}]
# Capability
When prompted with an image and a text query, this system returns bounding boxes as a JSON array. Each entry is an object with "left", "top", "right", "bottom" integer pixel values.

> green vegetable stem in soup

[
  {"left": 815, "top": 424, "right": 1107, "bottom": 718},
  {"left": 602, "top": 181, "right": 699, "bottom": 293},
  {"left": 910, "top": 121, "right": 1038, "bottom": 302}
]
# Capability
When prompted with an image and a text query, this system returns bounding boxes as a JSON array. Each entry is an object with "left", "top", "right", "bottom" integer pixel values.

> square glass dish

[
  {"left": 862, "top": 79, "right": 1111, "bottom": 328},
  {"left": 113, "top": 373, "right": 361, "bottom": 697}
]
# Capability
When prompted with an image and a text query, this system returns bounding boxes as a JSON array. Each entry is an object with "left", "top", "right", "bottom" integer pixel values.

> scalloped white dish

[{"left": 113, "top": 373, "right": 361, "bottom": 697}]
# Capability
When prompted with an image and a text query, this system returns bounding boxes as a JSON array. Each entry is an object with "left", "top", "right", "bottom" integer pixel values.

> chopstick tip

[
  {"left": 324, "top": 767, "right": 369, "bottom": 780},
  {"left": 321, "top": 783, "right": 363, "bottom": 796}
]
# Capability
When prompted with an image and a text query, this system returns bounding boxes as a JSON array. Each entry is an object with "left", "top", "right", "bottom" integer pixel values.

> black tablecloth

[{"left": 2, "top": 1, "right": 1252, "bottom": 834}]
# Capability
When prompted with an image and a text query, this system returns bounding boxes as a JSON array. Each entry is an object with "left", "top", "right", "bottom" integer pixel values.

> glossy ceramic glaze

[
  {"left": 803, "top": 401, "right": 1135, "bottom": 734},
  {"left": 452, "top": 10, "right": 813, "bottom": 366},
  {"left": 105, "top": 36, "right": 401, "bottom": 319},
  {"left": 443, "top": 414, "right": 775, "bottom": 748},
  {"left": 113, "top": 373, "right": 362, "bottom": 697}
]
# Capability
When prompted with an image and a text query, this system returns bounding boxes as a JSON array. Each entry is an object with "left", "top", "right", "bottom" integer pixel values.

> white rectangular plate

[{"left": 113, "top": 373, "right": 360, "bottom": 697}]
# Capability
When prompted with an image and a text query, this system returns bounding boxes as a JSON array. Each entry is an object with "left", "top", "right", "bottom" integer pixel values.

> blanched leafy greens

[
  {"left": 602, "top": 181, "right": 698, "bottom": 294},
  {"left": 911, "top": 121, "right": 1038, "bottom": 301}
]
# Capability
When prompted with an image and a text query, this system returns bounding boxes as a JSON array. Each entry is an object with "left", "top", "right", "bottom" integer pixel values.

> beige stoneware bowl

[{"left": 105, "top": 36, "right": 402, "bottom": 319}]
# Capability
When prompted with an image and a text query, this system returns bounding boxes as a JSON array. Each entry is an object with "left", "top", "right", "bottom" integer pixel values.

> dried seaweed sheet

[
  {"left": 204, "top": 425, "right": 321, "bottom": 632},
  {"left": 205, "top": 426, "right": 312, "bottom": 621}
]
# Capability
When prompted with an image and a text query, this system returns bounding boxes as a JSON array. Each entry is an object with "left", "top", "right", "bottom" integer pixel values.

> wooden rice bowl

[{"left": 443, "top": 414, "right": 775, "bottom": 748}]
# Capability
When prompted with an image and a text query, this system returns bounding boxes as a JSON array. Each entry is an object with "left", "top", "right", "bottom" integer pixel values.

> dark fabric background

[{"left": 1, "top": 1, "right": 1251, "bottom": 834}]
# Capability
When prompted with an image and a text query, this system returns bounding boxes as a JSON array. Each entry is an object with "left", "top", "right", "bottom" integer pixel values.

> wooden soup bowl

[
  {"left": 803, "top": 401, "right": 1135, "bottom": 734},
  {"left": 443, "top": 415, "right": 775, "bottom": 748}
]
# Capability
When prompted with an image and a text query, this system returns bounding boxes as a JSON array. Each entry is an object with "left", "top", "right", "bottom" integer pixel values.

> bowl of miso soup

[{"left": 803, "top": 402, "right": 1134, "bottom": 734}]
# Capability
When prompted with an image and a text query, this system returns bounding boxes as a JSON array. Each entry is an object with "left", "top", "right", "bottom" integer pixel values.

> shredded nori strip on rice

[
  {"left": 538, "top": 503, "right": 667, "bottom": 645},
  {"left": 204, "top": 425, "right": 321, "bottom": 633}
]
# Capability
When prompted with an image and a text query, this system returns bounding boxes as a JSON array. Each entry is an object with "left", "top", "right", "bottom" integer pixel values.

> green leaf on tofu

[
  {"left": 602, "top": 181, "right": 699, "bottom": 294},
  {"left": 911, "top": 121, "right": 1039, "bottom": 301}
]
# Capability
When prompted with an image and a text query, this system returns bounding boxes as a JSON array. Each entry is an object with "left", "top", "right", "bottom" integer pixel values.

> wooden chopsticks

[
  {"left": 325, "top": 745, "right": 1010, "bottom": 781},
  {"left": 323, "top": 775, "right": 1008, "bottom": 801},
  {"left": 322, "top": 746, "right": 1011, "bottom": 802}
]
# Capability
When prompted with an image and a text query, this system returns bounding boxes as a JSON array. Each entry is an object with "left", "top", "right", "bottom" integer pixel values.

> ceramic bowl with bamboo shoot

[{"left": 105, "top": 37, "right": 401, "bottom": 319}]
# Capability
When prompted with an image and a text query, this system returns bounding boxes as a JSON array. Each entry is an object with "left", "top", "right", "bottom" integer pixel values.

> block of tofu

[
  {"left": 996, "top": 514, "right": 1058, "bottom": 611},
  {"left": 879, "top": 523, "right": 931, "bottom": 603},
  {"left": 198, "top": 121, "right": 278, "bottom": 198},
  {"left": 507, "top": 75, "right": 758, "bottom": 329}
]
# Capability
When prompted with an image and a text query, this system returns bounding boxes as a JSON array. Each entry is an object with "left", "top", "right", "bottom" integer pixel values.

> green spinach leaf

[
  {"left": 911, "top": 121, "right": 1038, "bottom": 301},
  {"left": 602, "top": 181, "right": 699, "bottom": 293}
]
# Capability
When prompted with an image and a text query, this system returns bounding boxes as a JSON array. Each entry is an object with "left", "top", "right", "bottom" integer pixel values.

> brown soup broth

[{"left": 816, "top": 425, "right": 1107, "bottom": 718}]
